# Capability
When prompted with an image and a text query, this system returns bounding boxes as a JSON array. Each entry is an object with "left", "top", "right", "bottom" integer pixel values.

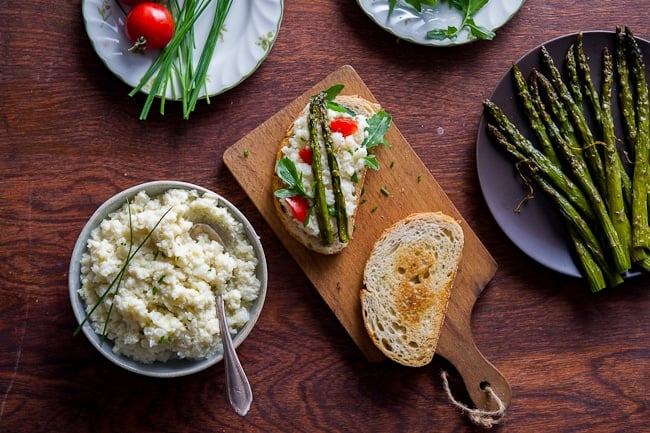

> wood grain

[
  {"left": 224, "top": 65, "right": 509, "bottom": 411},
  {"left": 1, "top": 1, "right": 648, "bottom": 432}
]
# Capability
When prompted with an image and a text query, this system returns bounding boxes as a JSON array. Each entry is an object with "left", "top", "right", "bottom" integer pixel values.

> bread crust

[
  {"left": 273, "top": 94, "right": 381, "bottom": 254},
  {"left": 361, "top": 212, "right": 464, "bottom": 367}
]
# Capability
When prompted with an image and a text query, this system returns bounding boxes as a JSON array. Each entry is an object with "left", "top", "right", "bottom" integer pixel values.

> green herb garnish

[
  {"left": 129, "top": 0, "right": 234, "bottom": 120},
  {"left": 73, "top": 200, "right": 173, "bottom": 343},
  {"left": 274, "top": 157, "right": 311, "bottom": 199},
  {"left": 388, "top": 0, "right": 495, "bottom": 41},
  {"left": 362, "top": 111, "right": 392, "bottom": 150},
  {"left": 362, "top": 110, "right": 392, "bottom": 170}
]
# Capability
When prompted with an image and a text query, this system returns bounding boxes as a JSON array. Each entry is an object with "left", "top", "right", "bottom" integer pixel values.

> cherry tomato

[
  {"left": 125, "top": 3, "right": 174, "bottom": 51},
  {"left": 285, "top": 196, "right": 310, "bottom": 223},
  {"left": 298, "top": 147, "right": 313, "bottom": 165},
  {"left": 330, "top": 118, "right": 358, "bottom": 137}
]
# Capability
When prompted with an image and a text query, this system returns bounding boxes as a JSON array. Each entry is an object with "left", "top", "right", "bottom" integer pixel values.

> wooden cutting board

[{"left": 223, "top": 65, "right": 511, "bottom": 411}]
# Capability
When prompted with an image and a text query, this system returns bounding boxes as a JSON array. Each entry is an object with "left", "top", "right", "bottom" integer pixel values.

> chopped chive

[{"left": 74, "top": 201, "right": 173, "bottom": 342}]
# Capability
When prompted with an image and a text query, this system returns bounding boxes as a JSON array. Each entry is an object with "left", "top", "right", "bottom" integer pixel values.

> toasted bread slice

[
  {"left": 273, "top": 94, "right": 382, "bottom": 254},
  {"left": 361, "top": 212, "right": 464, "bottom": 366}
]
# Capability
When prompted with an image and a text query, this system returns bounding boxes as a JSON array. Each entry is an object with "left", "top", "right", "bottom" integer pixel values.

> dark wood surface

[{"left": 1, "top": 1, "right": 647, "bottom": 432}]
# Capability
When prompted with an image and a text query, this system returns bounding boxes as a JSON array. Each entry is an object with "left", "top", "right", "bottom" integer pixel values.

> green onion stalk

[{"left": 129, "top": 0, "right": 233, "bottom": 120}]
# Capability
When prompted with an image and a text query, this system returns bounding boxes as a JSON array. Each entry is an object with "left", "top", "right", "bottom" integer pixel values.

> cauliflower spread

[{"left": 78, "top": 188, "right": 261, "bottom": 363}]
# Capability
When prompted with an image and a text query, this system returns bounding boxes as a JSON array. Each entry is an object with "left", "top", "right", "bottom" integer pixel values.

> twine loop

[{"left": 441, "top": 370, "right": 506, "bottom": 429}]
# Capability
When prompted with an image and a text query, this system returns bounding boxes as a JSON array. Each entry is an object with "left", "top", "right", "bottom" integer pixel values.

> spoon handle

[{"left": 217, "top": 294, "right": 253, "bottom": 416}]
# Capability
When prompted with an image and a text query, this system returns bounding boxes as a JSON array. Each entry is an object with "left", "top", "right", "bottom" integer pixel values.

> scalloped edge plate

[
  {"left": 356, "top": 0, "right": 525, "bottom": 46},
  {"left": 82, "top": 0, "right": 283, "bottom": 99},
  {"left": 476, "top": 30, "right": 650, "bottom": 277}
]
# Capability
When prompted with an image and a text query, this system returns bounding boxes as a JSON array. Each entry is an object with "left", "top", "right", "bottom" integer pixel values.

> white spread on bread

[
  {"left": 273, "top": 87, "right": 389, "bottom": 255},
  {"left": 279, "top": 103, "right": 370, "bottom": 240}
]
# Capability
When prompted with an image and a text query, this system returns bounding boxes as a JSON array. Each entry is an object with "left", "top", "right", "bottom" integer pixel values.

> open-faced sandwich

[
  {"left": 273, "top": 84, "right": 392, "bottom": 254},
  {"left": 361, "top": 212, "right": 464, "bottom": 367}
]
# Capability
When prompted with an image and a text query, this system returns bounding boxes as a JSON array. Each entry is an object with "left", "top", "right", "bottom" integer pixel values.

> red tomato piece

[
  {"left": 298, "top": 147, "right": 313, "bottom": 164},
  {"left": 330, "top": 118, "right": 358, "bottom": 137},
  {"left": 285, "top": 196, "right": 309, "bottom": 223},
  {"left": 125, "top": 3, "right": 175, "bottom": 51}
]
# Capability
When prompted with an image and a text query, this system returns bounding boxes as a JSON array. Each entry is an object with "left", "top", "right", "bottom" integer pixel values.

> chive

[
  {"left": 74, "top": 200, "right": 173, "bottom": 342},
  {"left": 371, "top": 205, "right": 378, "bottom": 213},
  {"left": 380, "top": 187, "right": 390, "bottom": 196},
  {"left": 244, "top": 150, "right": 250, "bottom": 158},
  {"left": 184, "top": 0, "right": 235, "bottom": 118},
  {"left": 128, "top": 0, "right": 234, "bottom": 120}
]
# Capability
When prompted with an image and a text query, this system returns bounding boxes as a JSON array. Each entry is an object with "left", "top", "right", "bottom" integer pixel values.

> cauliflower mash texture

[
  {"left": 280, "top": 104, "right": 370, "bottom": 238},
  {"left": 78, "top": 188, "right": 261, "bottom": 363}
]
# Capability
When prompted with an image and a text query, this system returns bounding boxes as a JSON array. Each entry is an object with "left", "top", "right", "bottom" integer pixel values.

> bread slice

[
  {"left": 361, "top": 212, "right": 464, "bottom": 367},
  {"left": 273, "top": 94, "right": 382, "bottom": 254}
]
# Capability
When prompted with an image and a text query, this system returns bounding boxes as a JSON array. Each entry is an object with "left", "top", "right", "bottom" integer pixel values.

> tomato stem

[{"left": 128, "top": 36, "right": 148, "bottom": 53}]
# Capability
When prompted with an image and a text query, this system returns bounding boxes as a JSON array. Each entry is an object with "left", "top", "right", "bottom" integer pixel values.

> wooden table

[{"left": 1, "top": 1, "right": 647, "bottom": 431}]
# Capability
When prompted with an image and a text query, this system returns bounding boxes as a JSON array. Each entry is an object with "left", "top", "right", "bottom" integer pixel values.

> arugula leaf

[
  {"left": 389, "top": 0, "right": 495, "bottom": 41},
  {"left": 364, "top": 154, "right": 380, "bottom": 171},
  {"left": 362, "top": 110, "right": 392, "bottom": 149},
  {"left": 426, "top": 0, "right": 495, "bottom": 41},
  {"left": 274, "top": 157, "right": 311, "bottom": 199},
  {"left": 361, "top": 111, "right": 391, "bottom": 170},
  {"left": 389, "top": 0, "right": 438, "bottom": 12}
]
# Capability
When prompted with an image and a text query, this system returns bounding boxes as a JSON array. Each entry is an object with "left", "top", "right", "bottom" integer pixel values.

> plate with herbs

[
  {"left": 476, "top": 29, "right": 650, "bottom": 291},
  {"left": 356, "top": 0, "right": 525, "bottom": 46},
  {"left": 82, "top": 0, "right": 283, "bottom": 108}
]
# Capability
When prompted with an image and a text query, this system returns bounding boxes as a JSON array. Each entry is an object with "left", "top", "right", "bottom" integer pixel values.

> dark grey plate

[{"left": 476, "top": 30, "right": 650, "bottom": 277}]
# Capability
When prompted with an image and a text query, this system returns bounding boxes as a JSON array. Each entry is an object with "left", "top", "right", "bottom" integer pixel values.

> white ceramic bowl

[{"left": 69, "top": 181, "right": 267, "bottom": 377}]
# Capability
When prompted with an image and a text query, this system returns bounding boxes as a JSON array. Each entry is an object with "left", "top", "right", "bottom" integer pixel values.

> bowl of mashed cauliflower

[{"left": 69, "top": 181, "right": 267, "bottom": 377}]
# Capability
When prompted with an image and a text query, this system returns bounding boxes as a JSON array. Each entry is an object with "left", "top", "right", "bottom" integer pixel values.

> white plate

[
  {"left": 356, "top": 0, "right": 525, "bottom": 46},
  {"left": 82, "top": 0, "right": 283, "bottom": 99}
]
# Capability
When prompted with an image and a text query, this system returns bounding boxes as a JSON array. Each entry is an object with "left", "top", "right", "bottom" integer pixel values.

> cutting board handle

[{"left": 438, "top": 319, "right": 512, "bottom": 412}]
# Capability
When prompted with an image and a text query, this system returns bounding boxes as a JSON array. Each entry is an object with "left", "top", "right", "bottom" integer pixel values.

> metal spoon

[{"left": 190, "top": 223, "right": 253, "bottom": 416}]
